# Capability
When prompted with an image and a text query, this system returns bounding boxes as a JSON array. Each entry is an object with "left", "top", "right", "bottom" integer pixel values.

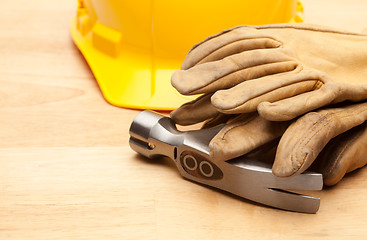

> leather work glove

[
  {"left": 170, "top": 23, "right": 367, "bottom": 185},
  {"left": 199, "top": 101, "right": 367, "bottom": 186},
  {"left": 172, "top": 88, "right": 367, "bottom": 186},
  {"left": 273, "top": 101, "right": 367, "bottom": 185},
  {"left": 171, "top": 23, "right": 367, "bottom": 123}
]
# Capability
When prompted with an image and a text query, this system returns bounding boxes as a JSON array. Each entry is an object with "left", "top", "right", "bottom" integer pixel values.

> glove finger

[
  {"left": 193, "top": 38, "right": 281, "bottom": 67},
  {"left": 170, "top": 94, "right": 219, "bottom": 125},
  {"left": 316, "top": 122, "right": 367, "bottom": 186},
  {"left": 172, "top": 48, "right": 297, "bottom": 95},
  {"left": 211, "top": 68, "right": 320, "bottom": 114},
  {"left": 209, "top": 113, "right": 289, "bottom": 161},
  {"left": 257, "top": 79, "right": 338, "bottom": 121},
  {"left": 182, "top": 26, "right": 281, "bottom": 70},
  {"left": 272, "top": 102, "right": 367, "bottom": 177}
]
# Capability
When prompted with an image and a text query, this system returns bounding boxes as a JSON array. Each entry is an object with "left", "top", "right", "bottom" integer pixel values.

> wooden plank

[{"left": 1, "top": 0, "right": 367, "bottom": 239}]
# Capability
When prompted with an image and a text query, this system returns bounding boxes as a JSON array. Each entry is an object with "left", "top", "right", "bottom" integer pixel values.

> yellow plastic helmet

[{"left": 71, "top": 0, "right": 303, "bottom": 110}]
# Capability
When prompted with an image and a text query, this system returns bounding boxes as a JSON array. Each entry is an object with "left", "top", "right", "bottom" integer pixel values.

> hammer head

[
  {"left": 129, "top": 110, "right": 323, "bottom": 213},
  {"left": 129, "top": 110, "right": 223, "bottom": 160}
]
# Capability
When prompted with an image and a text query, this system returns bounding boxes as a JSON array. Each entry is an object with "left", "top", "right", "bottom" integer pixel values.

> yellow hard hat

[{"left": 71, "top": 0, "right": 303, "bottom": 110}]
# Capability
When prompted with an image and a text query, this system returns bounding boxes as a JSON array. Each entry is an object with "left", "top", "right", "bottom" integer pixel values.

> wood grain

[{"left": 1, "top": 0, "right": 367, "bottom": 239}]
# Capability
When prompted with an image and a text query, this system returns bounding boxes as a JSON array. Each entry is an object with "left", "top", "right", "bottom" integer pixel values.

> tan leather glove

[
  {"left": 171, "top": 23, "right": 367, "bottom": 122},
  {"left": 172, "top": 80, "right": 367, "bottom": 186},
  {"left": 273, "top": 101, "right": 367, "bottom": 185},
  {"left": 171, "top": 23, "right": 367, "bottom": 185},
  {"left": 204, "top": 101, "right": 367, "bottom": 186}
]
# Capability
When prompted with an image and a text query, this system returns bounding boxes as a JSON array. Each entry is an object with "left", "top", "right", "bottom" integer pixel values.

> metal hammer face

[{"left": 129, "top": 110, "right": 323, "bottom": 213}]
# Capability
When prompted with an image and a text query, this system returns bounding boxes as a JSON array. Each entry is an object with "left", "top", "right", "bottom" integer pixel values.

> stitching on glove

[
  {"left": 312, "top": 80, "right": 323, "bottom": 90},
  {"left": 292, "top": 104, "right": 367, "bottom": 175},
  {"left": 227, "top": 69, "right": 333, "bottom": 114},
  {"left": 193, "top": 37, "right": 282, "bottom": 67},
  {"left": 194, "top": 60, "right": 298, "bottom": 94}
]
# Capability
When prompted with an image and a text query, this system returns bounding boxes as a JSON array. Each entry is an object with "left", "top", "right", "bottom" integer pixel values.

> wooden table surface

[{"left": 1, "top": 0, "right": 367, "bottom": 239}]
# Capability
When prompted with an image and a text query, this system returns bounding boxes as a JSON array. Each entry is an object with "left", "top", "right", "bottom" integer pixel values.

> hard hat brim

[{"left": 71, "top": 17, "right": 196, "bottom": 111}]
